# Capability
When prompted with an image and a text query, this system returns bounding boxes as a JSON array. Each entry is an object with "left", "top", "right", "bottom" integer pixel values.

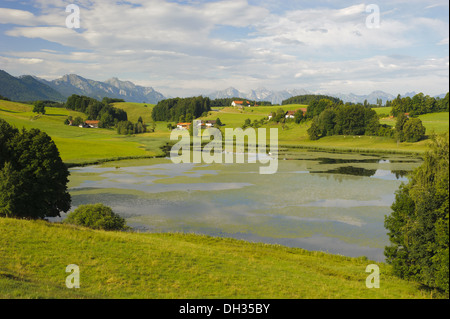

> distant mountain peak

[{"left": 0, "top": 70, "right": 66, "bottom": 102}]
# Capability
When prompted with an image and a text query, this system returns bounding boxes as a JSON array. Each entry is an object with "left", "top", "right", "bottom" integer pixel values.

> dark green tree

[
  {"left": 99, "top": 112, "right": 114, "bottom": 128},
  {"left": 403, "top": 118, "right": 426, "bottom": 143},
  {"left": 0, "top": 119, "right": 71, "bottom": 219},
  {"left": 395, "top": 113, "right": 409, "bottom": 142},
  {"left": 116, "top": 121, "right": 135, "bottom": 135},
  {"left": 317, "top": 108, "right": 336, "bottom": 136},
  {"left": 294, "top": 110, "right": 304, "bottom": 124},
  {"left": 385, "top": 133, "right": 449, "bottom": 294},
  {"left": 33, "top": 101, "right": 46, "bottom": 115},
  {"left": 307, "top": 119, "right": 322, "bottom": 140},
  {"left": 242, "top": 118, "right": 252, "bottom": 129},
  {"left": 72, "top": 116, "right": 84, "bottom": 126}
]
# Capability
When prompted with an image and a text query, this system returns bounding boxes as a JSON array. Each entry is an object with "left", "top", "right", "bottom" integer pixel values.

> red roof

[{"left": 233, "top": 101, "right": 244, "bottom": 104}]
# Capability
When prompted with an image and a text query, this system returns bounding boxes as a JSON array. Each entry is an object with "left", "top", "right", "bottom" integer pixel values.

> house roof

[
  {"left": 85, "top": 120, "right": 99, "bottom": 124},
  {"left": 286, "top": 109, "right": 307, "bottom": 116},
  {"left": 233, "top": 101, "right": 244, "bottom": 104}
]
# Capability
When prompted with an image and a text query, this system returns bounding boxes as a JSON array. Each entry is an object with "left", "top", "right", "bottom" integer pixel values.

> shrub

[
  {"left": 403, "top": 118, "right": 426, "bottom": 142},
  {"left": 64, "top": 204, "right": 128, "bottom": 231}
]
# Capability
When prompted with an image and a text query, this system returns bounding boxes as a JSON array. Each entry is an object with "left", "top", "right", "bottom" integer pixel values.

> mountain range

[
  {"left": 0, "top": 70, "right": 446, "bottom": 105},
  {"left": 206, "top": 87, "right": 312, "bottom": 105},
  {"left": 0, "top": 70, "right": 165, "bottom": 104},
  {"left": 205, "top": 87, "right": 400, "bottom": 105},
  {"left": 0, "top": 70, "right": 66, "bottom": 102}
]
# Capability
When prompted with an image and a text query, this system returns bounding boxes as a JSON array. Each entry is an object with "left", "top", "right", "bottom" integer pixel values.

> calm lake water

[{"left": 64, "top": 150, "right": 423, "bottom": 262}]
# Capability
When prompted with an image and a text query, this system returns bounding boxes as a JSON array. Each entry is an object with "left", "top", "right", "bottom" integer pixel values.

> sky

[{"left": 0, "top": 0, "right": 448, "bottom": 97}]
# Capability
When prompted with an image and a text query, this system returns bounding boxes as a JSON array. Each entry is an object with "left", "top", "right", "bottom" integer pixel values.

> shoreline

[{"left": 64, "top": 142, "right": 425, "bottom": 168}]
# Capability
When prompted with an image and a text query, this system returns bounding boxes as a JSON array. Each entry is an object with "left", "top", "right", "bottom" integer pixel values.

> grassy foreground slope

[{"left": 0, "top": 218, "right": 432, "bottom": 299}]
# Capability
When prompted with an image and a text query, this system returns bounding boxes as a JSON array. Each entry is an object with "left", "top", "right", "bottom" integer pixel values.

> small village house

[
  {"left": 285, "top": 111, "right": 296, "bottom": 119},
  {"left": 85, "top": 120, "right": 100, "bottom": 128},
  {"left": 205, "top": 120, "right": 216, "bottom": 127},
  {"left": 177, "top": 123, "right": 192, "bottom": 130},
  {"left": 285, "top": 109, "right": 307, "bottom": 119}
]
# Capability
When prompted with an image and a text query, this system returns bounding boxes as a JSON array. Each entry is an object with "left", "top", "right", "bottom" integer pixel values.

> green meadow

[
  {"left": 0, "top": 100, "right": 169, "bottom": 165},
  {"left": 0, "top": 218, "right": 434, "bottom": 299},
  {"left": 200, "top": 105, "right": 448, "bottom": 154},
  {"left": 0, "top": 99, "right": 448, "bottom": 299},
  {"left": 1, "top": 100, "right": 448, "bottom": 163}
]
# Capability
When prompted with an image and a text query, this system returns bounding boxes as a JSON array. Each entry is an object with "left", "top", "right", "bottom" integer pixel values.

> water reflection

[
  {"left": 67, "top": 151, "right": 422, "bottom": 262},
  {"left": 312, "top": 166, "right": 377, "bottom": 177},
  {"left": 309, "top": 159, "right": 410, "bottom": 181}
]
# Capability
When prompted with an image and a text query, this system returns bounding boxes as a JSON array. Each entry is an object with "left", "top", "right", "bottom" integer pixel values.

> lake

[{"left": 65, "top": 150, "right": 423, "bottom": 262}]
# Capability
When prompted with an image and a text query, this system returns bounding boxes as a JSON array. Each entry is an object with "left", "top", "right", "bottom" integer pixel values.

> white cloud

[
  {"left": 438, "top": 37, "right": 449, "bottom": 45},
  {"left": 0, "top": 0, "right": 448, "bottom": 96}
]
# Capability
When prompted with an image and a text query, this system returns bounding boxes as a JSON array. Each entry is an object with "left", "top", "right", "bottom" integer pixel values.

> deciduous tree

[{"left": 0, "top": 119, "right": 71, "bottom": 219}]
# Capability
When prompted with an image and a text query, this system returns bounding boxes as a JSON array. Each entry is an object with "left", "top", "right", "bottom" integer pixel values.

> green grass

[
  {"left": 112, "top": 102, "right": 155, "bottom": 123},
  {"left": 0, "top": 100, "right": 168, "bottom": 164},
  {"left": 418, "top": 112, "right": 449, "bottom": 134},
  {"left": 0, "top": 218, "right": 435, "bottom": 299},
  {"left": 372, "top": 107, "right": 393, "bottom": 116},
  {"left": 1, "top": 100, "right": 448, "bottom": 164}
]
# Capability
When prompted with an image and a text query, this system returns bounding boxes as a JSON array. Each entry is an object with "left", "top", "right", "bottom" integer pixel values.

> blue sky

[{"left": 0, "top": 0, "right": 448, "bottom": 97}]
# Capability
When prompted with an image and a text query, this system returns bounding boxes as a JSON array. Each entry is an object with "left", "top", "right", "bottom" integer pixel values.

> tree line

[
  {"left": 65, "top": 95, "right": 128, "bottom": 128},
  {"left": 0, "top": 94, "right": 11, "bottom": 101},
  {"left": 306, "top": 99, "right": 427, "bottom": 142},
  {"left": 116, "top": 116, "right": 148, "bottom": 135},
  {"left": 282, "top": 94, "right": 342, "bottom": 106},
  {"left": 388, "top": 92, "right": 449, "bottom": 117},
  {"left": 307, "top": 100, "right": 381, "bottom": 140},
  {"left": 152, "top": 96, "right": 212, "bottom": 122}
]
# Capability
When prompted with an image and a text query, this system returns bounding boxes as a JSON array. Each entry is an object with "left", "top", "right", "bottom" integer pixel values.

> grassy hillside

[
  {"left": 1, "top": 100, "right": 448, "bottom": 164},
  {"left": 0, "top": 218, "right": 434, "bottom": 299},
  {"left": 112, "top": 102, "right": 155, "bottom": 123},
  {"left": 0, "top": 100, "right": 168, "bottom": 164},
  {"left": 201, "top": 105, "right": 448, "bottom": 154}
]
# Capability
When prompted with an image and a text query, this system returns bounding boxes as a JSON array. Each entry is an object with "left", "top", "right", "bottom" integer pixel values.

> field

[
  {"left": 0, "top": 100, "right": 169, "bottom": 165},
  {"left": 201, "top": 105, "right": 448, "bottom": 154},
  {"left": 1, "top": 100, "right": 449, "bottom": 164},
  {"left": 0, "top": 100, "right": 448, "bottom": 300},
  {"left": 0, "top": 218, "right": 433, "bottom": 299},
  {"left": 111, "top": 102, "right": 155, "bottom": 123}
]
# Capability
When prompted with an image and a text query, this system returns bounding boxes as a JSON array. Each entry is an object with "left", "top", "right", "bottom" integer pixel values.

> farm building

[
  {"left": 285, "top": 111, "right": 296, "bottom": 119},
  {"left": 85, "top": 120, "right": 100, "bottom": 128},
  {"left": 205, "top": 120, "right": 216, "bottom": 127},
  {"left": 285, "top": 109, "right": 307, "bottom": 119},
  {"left": 177, "top": 123, "right": 192, "bottom": 130}
]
